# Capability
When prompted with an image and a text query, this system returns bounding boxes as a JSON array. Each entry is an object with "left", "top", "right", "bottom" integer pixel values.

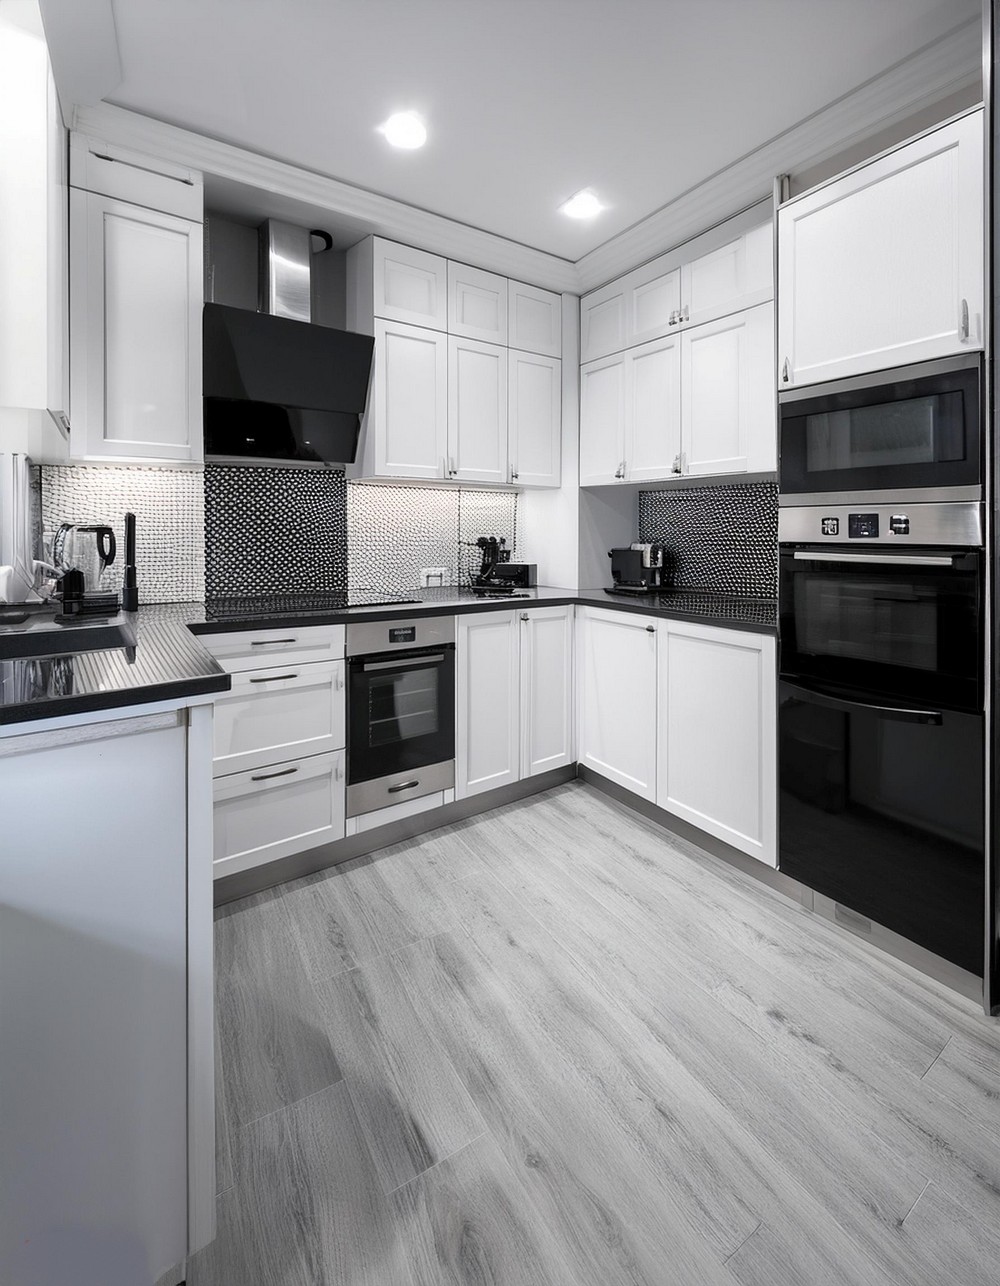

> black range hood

[{"left": 203, "top": 222, "right": 374, "bottom": 467}]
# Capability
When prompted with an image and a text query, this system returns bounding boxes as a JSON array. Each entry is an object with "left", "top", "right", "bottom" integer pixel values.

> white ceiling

[{"left": 55, "top": 0, "right": 984, "bottom": 260}]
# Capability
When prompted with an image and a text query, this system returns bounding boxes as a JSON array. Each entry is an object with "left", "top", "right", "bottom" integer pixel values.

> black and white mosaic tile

[
  {"left": 348, "top": 483, "right": 519, "bottom": 593},
  {"left": 204, "top": 465, "right": 347, "bottom": 597},
  {"left": 40, "top": 464, "right": 205, "bottom": 603},
  {"left": 638, "top": 481, "right": 778, "bottom": 597}
]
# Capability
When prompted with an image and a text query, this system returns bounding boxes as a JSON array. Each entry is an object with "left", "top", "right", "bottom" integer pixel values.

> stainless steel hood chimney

[{"left": 203, "top": 221, "right": 374, "bottom": 467}]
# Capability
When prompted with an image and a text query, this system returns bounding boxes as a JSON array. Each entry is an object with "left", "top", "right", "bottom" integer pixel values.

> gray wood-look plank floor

[{"left": 189, "top": 780, "right": 1000, "bottom": 1286}]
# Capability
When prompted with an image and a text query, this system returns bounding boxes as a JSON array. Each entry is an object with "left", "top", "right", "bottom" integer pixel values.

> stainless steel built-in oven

[
  {"left": 346, "top": 616, "right": 455, "bottom": 818},
  {"left": 778, "top": 353, "right": 982, "bottom": 504},
  {"left": 778, "top": 501, "right": 985, "bottom": 977}
]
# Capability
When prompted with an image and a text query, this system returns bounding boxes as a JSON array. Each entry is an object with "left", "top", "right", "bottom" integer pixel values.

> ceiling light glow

[
  {"left": 560, "top": 189, "right": 604, "bottom": 219},
  {"left": 380, "top": 112, "right": 427, "bottom": 150}
]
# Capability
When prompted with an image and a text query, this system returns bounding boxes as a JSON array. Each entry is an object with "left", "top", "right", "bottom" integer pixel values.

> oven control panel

[
  {"left": 848, "top": 513, "right": 879, "bottom": 538},
  {"left": 778, "top": 501, "right": 984, "bottom": 547}
]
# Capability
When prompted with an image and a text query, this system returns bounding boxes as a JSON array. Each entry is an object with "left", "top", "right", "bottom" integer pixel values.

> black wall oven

[
  {"left": 779, "top": 353, "right": 982, "bottom": 504},
  {"left": 346, "top": 616, "right": 455, "bottom": 817},
  {"left": 778, "top": 502, "right": 985, "bottom": 978}
]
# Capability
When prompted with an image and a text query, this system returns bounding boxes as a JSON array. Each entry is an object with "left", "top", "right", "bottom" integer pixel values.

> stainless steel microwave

[{"left": 778, "top": 353, "right": 982, "bottom": 505}]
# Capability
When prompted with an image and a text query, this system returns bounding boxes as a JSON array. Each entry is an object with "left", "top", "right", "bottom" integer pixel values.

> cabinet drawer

[
  {"left": 198, "top": 624, "right": 345, "bottom": 672},
  {"left": 212, "top": 660, "right": 345, "bottom": 777},
  {"left": 212, "top": 749, "right": 345, "bottom": 878}
]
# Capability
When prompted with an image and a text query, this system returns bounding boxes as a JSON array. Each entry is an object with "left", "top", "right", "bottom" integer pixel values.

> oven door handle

[
  {"left": 791, "top": 551, "right": 957, "bottom": 567},
  {"left": 781, "top": 678, "right": 943, "bottom": 725},
  {"left": 363, "top": 653, "right": 446, "bottom": 672}
]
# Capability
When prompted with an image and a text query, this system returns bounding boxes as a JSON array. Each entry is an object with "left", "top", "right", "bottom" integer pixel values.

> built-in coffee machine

[{"left": 468, "top": 535, "right": 537, "bottom": 594}]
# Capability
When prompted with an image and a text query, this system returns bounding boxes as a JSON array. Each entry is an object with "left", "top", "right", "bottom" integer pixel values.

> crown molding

[
  {"left": 71, "top": 102, "right": 579, "bottom": 294},
  {"left": 73, "top": 17, "right": 981, "bottom": 299},
  {"left": 574, "top": 18, "right": 982, "bottom": 292}
]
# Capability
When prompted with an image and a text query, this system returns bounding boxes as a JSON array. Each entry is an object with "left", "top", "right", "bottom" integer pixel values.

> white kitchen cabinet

[
  {"left": 777, "top": 109, "right": 984, "bottom": 387},
  {"left": 580, "top": 335, "right": 681, "bottom": 485},
  {"left": 580, "top": 279, "right": 628, "bottom": 365},
  {"left": 628, "top": 261, "right": 682, "bottom": 349},
  {"left": 373, "top": 239, "right": 448, "bottom": 330},
  {"left": 198, "top": 623, "right": 346, "bottom": 673},
  {"left": 213, "top": 748, "right": 346, "bottom": 878},
  {"left": 211, "top": 660, "right": 345, "bottom": 778},
  {"left": 681, "top": 222, "right": 772, "bottom": 329},
  {"left": 371, "top": 318, "right": 449, "bottom": 480},
  {"left": 448, "top": 336, "right": 508, "bottom": 483},
  {"left": 577, "top": 607, "right": 657, "bottom": 801},
  {"left": 448, "top": 262, "right": 508, "bottom": 343},
  {"left": 520, "top": 605, "right": 574, "bottom": 777},
  {"left": 657, "top": 620, "right": 776, "bottom": 866},
  {"left": 69, "top": 189, "right": 203, "bottom": 463},
  {"left": 579, "top": 352, "right": 628, "bottom": 485},
  {"left": 508, "top": 350, "right": 561, "bottom": 487},
  {"left": 457, "top": 605, "right": 574, "bottom": 798},
  {"left": 456, "top": 611, "right": 521, "bottom": 797},
  {"left": 0, "top": 11, "right": 68, "bottom": 428},
  {"left": 683, "top": 302, "right": 775, "bottom": 476},
  {"left": 508, "top": 280, "right": 561, "bottom": 357}
]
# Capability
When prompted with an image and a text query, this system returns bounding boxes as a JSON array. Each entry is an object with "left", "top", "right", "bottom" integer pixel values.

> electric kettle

[{"left": 51, "top": 523, "right": 117, "bottom": 592}]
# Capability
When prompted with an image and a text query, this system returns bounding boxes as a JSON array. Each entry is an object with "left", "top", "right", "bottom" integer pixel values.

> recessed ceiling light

[
  {"left": 379, "top": 112, "right": 427, "bottom": 150},
  {"left": 560, "top": 189, "right": 604, "bottom": 220}
]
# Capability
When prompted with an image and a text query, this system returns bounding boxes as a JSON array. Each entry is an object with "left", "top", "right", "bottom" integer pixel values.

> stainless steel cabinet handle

[
  {"left": 250, "top": 766, "right": 299, "bottom": 782},
  {"left": 646, "top": 624, "right": 655, "bottom": 633},
  {"left": 510, "top": 469, "right": 519, "bottom": 481},
  {"left": 782, "top": 358, "right": 790, "bottom": 383},
  {"left": 249, "top": 673, "right": 298, "bottom": 683},
  {"left": 364, "top": 652, "right": 445, "bottom": 671},
  {"left": 672, "top": 454, "right": 682, "bottom": 474},
  {"left": 792, "top": 551, "right": 955, "bottom": 567},
  {"left": 619, "top": 460, "right": 627, "bottom": 480},
  {"left": 388, "top": 779, "right": 420, "bottom": 793},
  {"left": 681, "top": 304, "right": 689, "bottom": 322},
  {"left": 521, "top": 613, "right": 530, "bottom": 622},
  {"left": 668, "top": 310, "right": 678, "bottom": 325},
  {"left": 960, "top": 297, "right": 970, "bottom": 341},
  {"left": 251, "top": 638, "right": 297, "bottom": 646},
  {"left": 448, "top": 456, "right": 457, "bottom": 477}
]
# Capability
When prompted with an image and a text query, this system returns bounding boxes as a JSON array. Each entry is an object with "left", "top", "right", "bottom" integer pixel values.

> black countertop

[{"left": 0, "top": 587, "right": 776, "bottom": 728}]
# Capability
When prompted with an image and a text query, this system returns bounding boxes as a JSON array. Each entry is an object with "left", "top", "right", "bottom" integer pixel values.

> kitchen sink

[{"left": 0, "top": 602, "right": 137, "bottom": 661}]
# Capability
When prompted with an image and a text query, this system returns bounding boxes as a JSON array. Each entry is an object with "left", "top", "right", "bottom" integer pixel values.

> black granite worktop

[{"left": 0, "top": 586, "right": 776, "bottom": 728}]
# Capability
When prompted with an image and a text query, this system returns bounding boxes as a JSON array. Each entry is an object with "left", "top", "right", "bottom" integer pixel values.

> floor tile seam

[
  {"left": 230, "top": 1074, "right": 347, "bottom": 1145},
  {"left": 898, "top": 1177, "right": 933, "bottom": 1228},
  {"left": 722, "top": 1218, "right": 763, "bottom": 1265},
  {"left": 919, "top": 1035, "right": 954, "bottom": 1081},
  {"left": 381, "top": 1129, "right": 492, "bottom": 1199}
]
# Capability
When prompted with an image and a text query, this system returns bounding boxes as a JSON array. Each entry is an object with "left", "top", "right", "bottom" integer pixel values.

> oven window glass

[
  {"left": 796, "top": 574, "right": 938, "bottom": 671},
  {"left": 803, "top": 392, "right": 964, "bottom": 476},
  {"left": 368, "top": 668, "right": 439, "bottom": 748}
]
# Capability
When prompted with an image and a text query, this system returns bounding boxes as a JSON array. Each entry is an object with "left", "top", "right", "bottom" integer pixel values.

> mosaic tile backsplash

[
  {"left": 348, "top": 483, "right": 518, "bottom": 594},
  {"left": 39, "top": 465, "right": 205, "bottom": 603},
  {"left": 638, "top": 481, "right": 778, "bottom": 597},
  {"left": 204, "top": 465, "right": 348, "bottom": 597}
]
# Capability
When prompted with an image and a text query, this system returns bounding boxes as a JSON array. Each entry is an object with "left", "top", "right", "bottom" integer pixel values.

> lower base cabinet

[
  {"left": 657, "top": 619, "right": 776, "bottom": 866},
  {"left": 457, "top": 606, "right": 574, "bottom": 799},
  {"left": 577, "top": 607, "right": 658, "bottom": 800}
]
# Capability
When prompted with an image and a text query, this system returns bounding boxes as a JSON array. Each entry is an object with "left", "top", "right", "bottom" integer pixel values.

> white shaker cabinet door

[
  {"left": 777, "top": 110, "right": 984, "bottom": 387},
  {"left": 508, "top": 350, "right": 561, "bottom": 487},
  {"left": 448, "top": 336, "right": 508, "bottom": 483},
  {"left": 625, "top": 333, "right": 682, "bottom": 482},
  {"left": 657, "top": 620, "right": 776, "bottom": 866},
  {"left": 520, "top": 605, "right": 574, "bottom": 777},
  {"left": 580, "top": 278, "right": 628, "bottom": 363},
  {"left": 508, "top": 280, "right": 561, "bottom": 357},
  {"left": 682, "top": 302, "right": 774, "bottom": 477},
  {"left": 577, "top": 607, "right": 657, "bottom": 801},
  {"left": 448, "top": 262, "right": 508, "bottom": 343},
  {"left": 373, "top": 239, "right": 448, "bottom": 329},
  {"left": 626, "top": 259, "right": 682, "bottom": 347},
  {"left": 70, "top": 190, "right": 203, "bottom": 463},
  {"left": 456, "top": 611, "right": 520, "bottom": 798},
  {"left": 372, "top": 319, "right": 448, "bottom": 480},
  {"left": 579, "top": 352, "right": 627, "bottom": 485},
  {"left": 681, "top": 222, "right": 773, "bottom": 329}
]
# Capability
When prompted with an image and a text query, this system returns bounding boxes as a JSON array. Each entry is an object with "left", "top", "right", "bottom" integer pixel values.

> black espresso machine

[
  {"left": 468, "top": 536, "right": 537, "bottom": 593},
  {"left": 607, "top": 543, "right": 667, "bottom": 593}
]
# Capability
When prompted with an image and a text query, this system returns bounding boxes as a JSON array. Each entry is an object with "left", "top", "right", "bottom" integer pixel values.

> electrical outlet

[{"left": 420, "top": 567, "right": 448, "bottom": 588}]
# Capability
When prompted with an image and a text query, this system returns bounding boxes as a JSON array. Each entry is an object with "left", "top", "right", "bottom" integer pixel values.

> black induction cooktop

[{"left": 204, "top": 590, "right": 420, "bottom": 619}]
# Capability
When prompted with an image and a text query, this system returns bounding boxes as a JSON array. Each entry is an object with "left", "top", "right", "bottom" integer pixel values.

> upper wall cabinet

[
  {"left": 69, "top": 136, "right": 204, "bottom": 464},
  {"left": 508, "top": 281, "right": 561, "bottom": 357},
  {"left": 580, "top": 218, "right": 772, "bottom": 364},
  {"left": 777, "top": 110, "right": 984, "bottom": 388},
  {"left": 347, "top": 236, "right": 562, "bottom": 487},
  {"left": 448, "top": 263, "right": 507, "bottom": 343},
  {"left": 373, "top": 240, "right": 448, "bottom": 330}
]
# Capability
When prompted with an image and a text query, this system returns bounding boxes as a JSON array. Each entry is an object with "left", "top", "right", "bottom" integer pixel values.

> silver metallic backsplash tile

[
  {"left": 348, "top": 483, "right": 518, "bottom": 593},
  {"left": 39, "top": 464, "right": 205, "bottom": 603},
  {"left": 638, "top": 481, "right": 778, "bottom": 597},
  {"left": 204, "top": 466, "right": 347, "bottom": 597}
]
